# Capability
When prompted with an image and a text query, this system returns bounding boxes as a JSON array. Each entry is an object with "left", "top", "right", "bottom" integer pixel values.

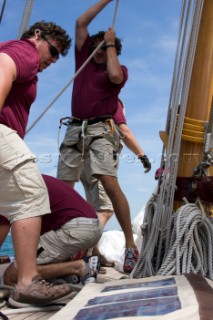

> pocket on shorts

[
  {"left": 0, "top": 128, "right": 36, "bottom": 171},
  {"left": 37, "top": 244, "right": 61, "bottom": 264},
  {"left": 62, "top": 125, "right": 81, "bottom": 146},
  {"left": 12, "top": 161, "right": 47, "bottom": 199}
]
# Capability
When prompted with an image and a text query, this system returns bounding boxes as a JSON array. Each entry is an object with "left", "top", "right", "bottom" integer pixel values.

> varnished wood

[{"left": 177, "top": 0, "right": 213, "bottom": 178}]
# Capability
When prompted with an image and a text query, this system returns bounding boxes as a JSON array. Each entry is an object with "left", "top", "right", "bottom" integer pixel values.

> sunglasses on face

[
  {"left": 91, "top": 45, "right": 107, "bottom": 52},
  {"left": 42, "top": 35, "right": 59, "bottom": 59}
]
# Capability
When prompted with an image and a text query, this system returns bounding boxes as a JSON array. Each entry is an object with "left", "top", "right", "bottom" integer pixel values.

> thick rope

[
  {"left": 26, "top": 0, "right": 120, "bottom": 135},
  {"left": 157, "top": 203, "right": 213, "bottom": 279}
]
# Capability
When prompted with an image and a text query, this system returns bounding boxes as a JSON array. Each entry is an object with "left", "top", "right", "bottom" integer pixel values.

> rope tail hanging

[{"left": 26, "top": 0, "right": 120, "bottom": 135}]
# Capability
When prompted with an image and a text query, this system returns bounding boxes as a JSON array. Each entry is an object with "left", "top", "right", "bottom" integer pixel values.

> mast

[
  {"left": 177, "top": 0, "right": 213, "bottom": 178},
  {"left": 133, "top": 0, "right": 213, "bottom": 280}
]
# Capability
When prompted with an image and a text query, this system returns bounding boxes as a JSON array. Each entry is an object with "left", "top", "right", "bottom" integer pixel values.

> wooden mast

[{"left": 177, "top": 0, "right": 213, "bottom": 178}]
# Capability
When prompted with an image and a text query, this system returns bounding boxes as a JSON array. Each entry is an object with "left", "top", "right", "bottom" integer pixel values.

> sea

[{"left": 1, "top": 233, "right": 14, "bottom": 258}]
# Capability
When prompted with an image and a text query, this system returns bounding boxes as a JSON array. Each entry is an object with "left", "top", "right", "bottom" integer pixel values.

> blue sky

[{"left": 1, "top": 0, "right": 182, "bottom": 230}]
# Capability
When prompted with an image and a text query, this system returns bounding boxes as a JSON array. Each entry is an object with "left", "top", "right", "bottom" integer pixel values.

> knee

[{"left": 97, "top": 175, "right": 121, "bottom": 199}]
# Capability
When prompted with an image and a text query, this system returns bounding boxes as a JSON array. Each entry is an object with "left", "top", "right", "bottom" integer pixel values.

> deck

[
  {"left": 0, "top": 261, "right": 128, "bottom": 320},
  {"left": 2, "top": 260, "right": 213, "bottom": 319}
]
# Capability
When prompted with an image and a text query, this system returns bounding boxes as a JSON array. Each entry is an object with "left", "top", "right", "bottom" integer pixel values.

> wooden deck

[{"left": 0, "top": 261, "right": 128, "bottom": 320}]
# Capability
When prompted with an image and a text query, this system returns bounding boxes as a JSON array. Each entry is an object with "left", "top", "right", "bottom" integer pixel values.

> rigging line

[
  {"left": 17, "top": 0, "right": 28, "bottom": 39},
  {"left": 17, "top": 0, "right": 34, "bottom": 39},
  {"left": 0, "top": 0, "right": 6, "bottom": 24},
  {"left": 22, "top": 0, "right": 34, "bottom": 36},
  {"left": 112, "top": 0, "right": 119, "bottom": 29},
  {"left": 160, "top": 0, "right": 203, "bottom": 208},
  {"left": 26, "top": 0, "right": 120, "bottom": 135},
  {"left": 132, "top": 0, "right": 205, "bottom": 279}
]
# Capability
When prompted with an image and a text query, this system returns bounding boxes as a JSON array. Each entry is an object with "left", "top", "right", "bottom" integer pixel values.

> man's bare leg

[
  {"left": 97, "top": 175, "right": 136, "bottom": 249},
  {"left": 97, "top": 175, "right": 139, "bottom": 272},
  {"left": 92, "top": 210, "right": 115, "bottom": 267},
  {"left": 11, "top": 217, "right": 42, "bottom": 288}
]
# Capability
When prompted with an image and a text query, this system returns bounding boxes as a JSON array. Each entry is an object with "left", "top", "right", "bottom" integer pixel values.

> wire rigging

[
  {"left": 17, "top": 0, "right": 34, "bottom": 39},
  {"left": 0, "top": 0, "right": 6, "bottom": 24}
]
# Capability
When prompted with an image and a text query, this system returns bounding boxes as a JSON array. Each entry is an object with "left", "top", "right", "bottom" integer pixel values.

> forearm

[
  {"left": 104, "top": 27, "right": 123, "bottom": 83},
  {"left": 106, "top": 48, "right": 123, "bottom": 84},
  {"left": 37, "top": 260, "right": 84, "bottom": 279},
  {"left": 76, "top": 0, "right": 112, "bottom": 29},
  {"left": 119, "top": 123, "right": 151, "bottom": 173},
  {"left": 76, "top": 0, "right": 113, "bottom": 49}
]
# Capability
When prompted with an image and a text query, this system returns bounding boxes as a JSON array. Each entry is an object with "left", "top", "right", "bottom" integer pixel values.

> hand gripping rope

[{"left": 26, "top": 0, "right": 120, "bottom": 135}]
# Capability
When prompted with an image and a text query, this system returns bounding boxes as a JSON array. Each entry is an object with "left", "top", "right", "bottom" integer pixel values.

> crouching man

[{"left": 0, "top": 174, "right": 102, "bottom": 287}]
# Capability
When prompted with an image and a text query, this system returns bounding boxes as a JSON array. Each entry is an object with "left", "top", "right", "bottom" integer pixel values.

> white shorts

[
  {"left": 0, "top": 125, "right": 50, "bottom": 223},
  {"left": 37, "top": 217, "right": 102, "bottom": 264}
]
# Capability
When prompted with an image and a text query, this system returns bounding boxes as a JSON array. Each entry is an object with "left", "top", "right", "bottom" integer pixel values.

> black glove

[{"left": 139, "top": 154, "right": 151, "bottom": 173}]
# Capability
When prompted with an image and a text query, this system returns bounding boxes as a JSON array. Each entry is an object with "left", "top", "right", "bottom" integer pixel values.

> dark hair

[
  {"left": 90, "top": 31, "right": 122, "bottom": 55},
  {"left": 21, "top": 20, "right": 71, "bottom": 56}
]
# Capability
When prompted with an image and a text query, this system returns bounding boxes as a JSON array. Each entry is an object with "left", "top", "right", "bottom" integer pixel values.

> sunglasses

[
  {"left": 91, "top": 45, "right": 107, "bottom": 52},
  {"left": 42, "top": 35, "right": 59, "bottom": 59}
]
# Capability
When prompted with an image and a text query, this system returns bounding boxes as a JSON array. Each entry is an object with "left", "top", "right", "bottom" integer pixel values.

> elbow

[
  {"left": 123, "top": 132, "right": 131, "bottom": 142},
  {"left": 110, "top": 71, "right": 123, "bottom": 85},
  {"left": 121, "top": 128, "right": 131, "bottom": 141},
  {"left": 76, "top": 17, "right": 86, "bottom": 28}
]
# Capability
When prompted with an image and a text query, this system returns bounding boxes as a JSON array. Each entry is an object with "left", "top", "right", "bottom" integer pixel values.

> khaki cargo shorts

[
  {"left": 37, "top": 217, "right": 102, "bottom": 264},
  {"left": 0, "top": 125, "right": 50, "bottom": 223},
  {"left": 57, "top": 121, "right": 122, "bottom": 182}
]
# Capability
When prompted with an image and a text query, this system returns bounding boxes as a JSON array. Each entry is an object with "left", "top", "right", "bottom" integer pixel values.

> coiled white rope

[{"left": 157, "top": 203, "right": 213, "bottom": 280}]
